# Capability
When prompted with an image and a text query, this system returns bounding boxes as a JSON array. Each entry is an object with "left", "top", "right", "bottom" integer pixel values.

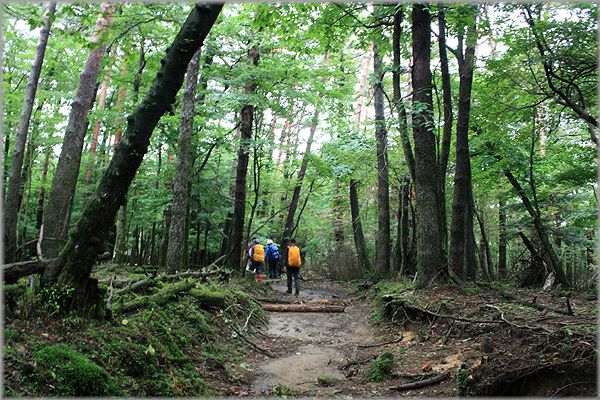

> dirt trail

[{"left": 247, "top": 280, "right": 379, "bottom": 396}]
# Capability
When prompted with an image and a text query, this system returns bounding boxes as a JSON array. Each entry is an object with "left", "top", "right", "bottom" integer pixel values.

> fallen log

[
  {"left": 261, "top": 304, "right": 345, "bottom": 313},
  {"left": 389, "top": 371, "right": 449, "bottom": 391},
  {"left": 113, "top": 279, "right": 196, "bottom": 314},
  {"left": 3, "top": 259, "right": 55, "bottom": 284}
]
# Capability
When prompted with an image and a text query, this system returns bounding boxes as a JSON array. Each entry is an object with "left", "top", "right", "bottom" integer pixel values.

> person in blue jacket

[{"left": 264, "top": 239, "right": 281, "bottom": 279}]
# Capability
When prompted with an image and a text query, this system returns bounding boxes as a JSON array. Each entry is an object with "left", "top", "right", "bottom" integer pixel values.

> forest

[{"left": 2, "top": 2, "right": 598, "bottom": 397}]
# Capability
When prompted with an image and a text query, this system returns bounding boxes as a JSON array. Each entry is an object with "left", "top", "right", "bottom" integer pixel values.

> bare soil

[{"left": 231, "top": 279, "right": 597, "bottom": 398}]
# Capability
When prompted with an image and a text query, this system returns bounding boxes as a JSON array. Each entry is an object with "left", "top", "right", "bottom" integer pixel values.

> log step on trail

[{"left": 260, "top": 304, "right": 345, "bottom": 313}]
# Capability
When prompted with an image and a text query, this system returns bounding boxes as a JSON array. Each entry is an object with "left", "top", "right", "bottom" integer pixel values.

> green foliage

[
  {"left": 364, "top": 351, "right": 394, "bottom": 383},
  {"left": 273, "top": 383, "right": 298, "bottom": 397},
  {"left": 456, "top": 367, "right": 469, "bottom": 396},
  {"left": 38, "top": 285, "right": 75, "bottom": 317},
  {"left": 33, "top": 344, "right": 120, "bottom": 396}
]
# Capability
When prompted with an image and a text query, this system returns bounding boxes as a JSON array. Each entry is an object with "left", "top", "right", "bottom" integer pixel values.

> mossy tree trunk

[{"left": 44, "top": 4, "right": 223, "bottom": 316}]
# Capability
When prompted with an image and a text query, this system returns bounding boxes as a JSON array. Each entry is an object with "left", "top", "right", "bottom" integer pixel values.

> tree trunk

[
  {"left": 35, "top": 146, "right": 52, "bottom": 230},
  {"left": 449, "top": 8, "right": 478, "bottom": 281},
  {"left": 412, "top": 4, "right": 442, "bottom": 288},
  {"left": 283, "top": 110, "right": 319, "bottom": 240},
  {"left": 437, "top": 4, "right": 453, "bottom": 262},
  {"left": 393, "top": 176, "right": 411, "bottom": 274},
  {"left": 392, "top": 6, "right": 415, "bottom": 182},
  {"left": 498, "top": 197, "right": 507, "bottom": 279},
  {"left": 41, "top": 3, "right": 116, "bottom": 262},
  {"left": 83, "top": 54, "right": 114, "bottom": 196},
  {"left": 42, "top": 4, "right": 222, "bottom": 315},
  {"left": 113, "top": 200, "right": 128, "bottom": 264},
  {"left": 227, "top": 45, "right": 259, "bottom": 272},
  {"left": 504, "top": 170, "right": 569, "bottom": 286},
  {"left": 350, "top": 179, "right": 370, "bottom": 272},
  {"left": 166, "top": 49, "right": 202, "bottom": 274},
  {"left": 476, "top": 209, "right": 494, "bottom": 280},
  {"left": 4, "top": 2, "right": 56, "bottom": 262},
  {"left": 373, "top": 39, "right": 391, "bottom": 278}
]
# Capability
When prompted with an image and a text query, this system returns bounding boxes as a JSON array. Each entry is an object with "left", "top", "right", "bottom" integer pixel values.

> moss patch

[
  {"left": 33, "top": 344, "right": 120, "bottom": 396},
  {"left": 364, "top": 351, "right": 394, "bottom": 382}
]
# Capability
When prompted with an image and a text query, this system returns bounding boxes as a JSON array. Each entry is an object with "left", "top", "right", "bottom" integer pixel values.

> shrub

[{"left": 364, "top": 351, "right": 394, "bottom": 382}]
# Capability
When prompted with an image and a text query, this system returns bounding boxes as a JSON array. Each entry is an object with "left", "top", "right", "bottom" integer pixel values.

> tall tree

[
  {"left": 349, "top": 179, "right": 370, "bottom": 272},
  {"left": 412, "top": 4, "right": 443, "bottom": 288},
  {"left": 392, "top": 5, "right": 416, "bottom": 182},
  {"left": 227, "top": 45, "right": 259, "bottom": 272},
  {"left": 283, "top": 109, "right": 319, "bottom": 241},
  {"left": 373, "top": 39, "right": 391, "bottom": 278},
  {"left": 166, "top": 49, "right": 202, "bottom": 273},
  {"left": 41, "top": 4, "right": 223, "bottom": 314},
  {"left": 498, "top": 196, "right": 507, "bottom": 279},
  {"left": 449, "top": 7, "right": 478, "bottom": 281},
  {"left": 4, "top": 2, "right": 56, "bottom": 262},
  {"left": 41, "top": 3, "right": 116, "bottom": 261}
]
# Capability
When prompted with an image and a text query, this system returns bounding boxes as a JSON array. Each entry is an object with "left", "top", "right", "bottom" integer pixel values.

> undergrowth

[{"left": 4, "top": 276, "right": 265, "bottom": 396}]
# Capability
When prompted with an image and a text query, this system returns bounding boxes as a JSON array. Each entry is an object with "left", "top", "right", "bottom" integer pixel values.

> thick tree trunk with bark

[
  {"left": 373, "top": 40, "right": 391, "bottom": 278},
  {"left": 449, "top": 9, "right": 478, "bottom": 281},
  {"left": 283, "top": 110, "right": 319, "bottom": 240},
  {"left": 166, "top": 49, "right": 202, "bottom": 274},
  {"left": 4, "top": 2, "right": 56, "bottom": 262},
  {"left": 40, "top": 4, "right": 222, "bottom": 315},
  {"left": 227, "top": 45, "right": 259, "bottom": 272},
  {"left": 41, "top": 3, "right": 115, "bottom": 262},
  {"left": 392, "top": 6, "right": 416, "bottom": 182},
  {"left": 437, "top": 4, "right": 453, "bottom": 261},
  {"left": 350, "top": 179, "right": 370, "bottom": 272},
  {"left": 412, "top": 4, "right": 442, "bottom": 288},
  {"left": 504, "top": 170, "right": 568, "bottom": 286},
  {"left": 498, "top": 197, "right": 507, "bottom": 279}
]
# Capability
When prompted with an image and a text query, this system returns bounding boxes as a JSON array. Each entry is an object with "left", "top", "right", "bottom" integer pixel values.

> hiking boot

[{"left": 286, "top": 290, "right": 292, "bottom": 294}]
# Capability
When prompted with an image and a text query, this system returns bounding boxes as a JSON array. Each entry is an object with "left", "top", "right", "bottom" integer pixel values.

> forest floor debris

[{"left": 4, "top": 272, "right": 597, "bottom": 397}]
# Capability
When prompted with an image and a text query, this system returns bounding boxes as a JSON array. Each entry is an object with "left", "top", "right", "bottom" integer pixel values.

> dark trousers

[
  {"left": 268, "top": 258, "right": 278, "bottom": 278},
  {"left": 251, "top": 260, "right": 263, "bottom": 275},
  {"left": 286, "top": 266, "right": 300, "bottom": 295}
]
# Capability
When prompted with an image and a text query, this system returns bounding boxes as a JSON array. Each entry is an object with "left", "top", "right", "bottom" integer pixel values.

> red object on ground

[{"left": 257, "top": 274, "right": 263, "bottom": 282}]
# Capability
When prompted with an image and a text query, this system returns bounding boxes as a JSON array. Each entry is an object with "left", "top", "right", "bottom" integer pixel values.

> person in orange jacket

[
  {"left": 285, "top": 238, "right": 302, "bottom": 296},
  {"left": 249, "top": 239, "right": 266, "bottom": 282}
]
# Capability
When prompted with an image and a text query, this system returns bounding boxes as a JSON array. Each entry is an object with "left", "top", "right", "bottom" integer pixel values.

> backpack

[
  {"left": 287, "top": 245, "right": 302, "bottom": 267},
  {"left": 252, "top": 244, "right": 265, "bottom": 262},
  {"left": 269, "top": 245, "right": 281, "bottom": 261}
]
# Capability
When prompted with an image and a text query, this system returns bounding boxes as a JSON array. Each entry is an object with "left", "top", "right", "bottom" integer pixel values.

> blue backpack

[{"left": 269, "top": 245, "right": 281, "bottom": 261}]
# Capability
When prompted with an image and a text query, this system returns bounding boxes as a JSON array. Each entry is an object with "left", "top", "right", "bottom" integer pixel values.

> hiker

[
  {"left": 246, "top": 238, "right": 257, "bottom": 272},
  {"left": 264, "top": 239, "right": 281, "bottom": 279},
  {"left": 285, "top": 239, "right": 302, "bottom": 296},
  {"left": 249, "top": 238, "right": 265, "bottom": 282}
]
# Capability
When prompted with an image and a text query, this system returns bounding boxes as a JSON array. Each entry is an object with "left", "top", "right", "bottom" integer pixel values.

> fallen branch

[
  {"left": 260, "top": 304, "right": 345, "bottom": 313},
  {"left": 231, "top": 324, "right": 274, "bottom": 358},
  {"left": 389, "top": 371, "right": 449, "bottom": 391},
  {"left": 484, "top": 304, "right": 553, "bottom": 334},
  {"left": 385, "top": 298, "right": 503, "bottom": 324},
  {"left": 3, "top": 259, "right": 55, "bottom": 283},
  {"left": 495, "top": 289, "right": 573, "bottom": 316},
  {"left": 106, "top": 275, "right": 115, "bottom": 310},
  {"left": 358, "top": 335, "right": 404, "bottom": 348}
]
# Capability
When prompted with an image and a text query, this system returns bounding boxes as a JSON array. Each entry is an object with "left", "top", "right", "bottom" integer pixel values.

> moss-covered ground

[{"left": 3, "top": 274, "right": 267, "bottom": 397}]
